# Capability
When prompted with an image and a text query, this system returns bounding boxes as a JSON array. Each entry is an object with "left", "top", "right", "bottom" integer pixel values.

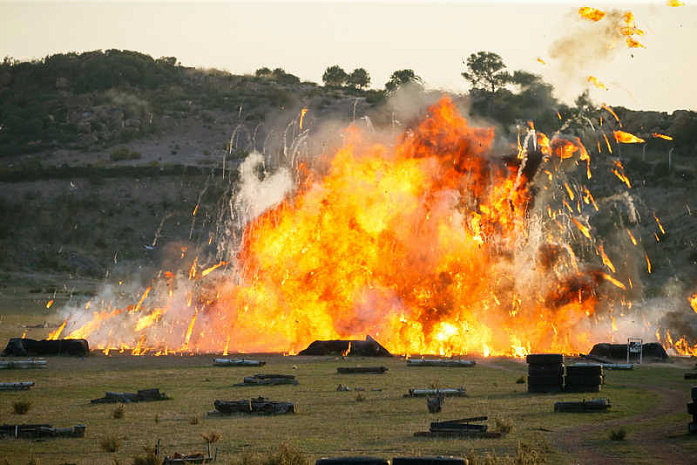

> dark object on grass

[
  {"left": 0, "top": 382, "right": 34, "bottom": 391},
  {"left": 299, "top": 335, "right": 391, "bottom": 357},
  {"left": 1, "top": 338, "right": 89, "bottom": 357},
  {"left": 337, "top": 366, "right": 388, "bottom": 374},
  {"left": 0, "top": 423, "right": 86, "bottom": 438},
  {"left": 414, "top": 418, "right": 502, "bottom": 439},
  {"left": 213, "top": 358, "right": 265, "bottom": 367},
  {"left": 235, "top": 374, "right": 298, "bottom": 386},
  {"left": 527, "top": 354, "right": 564, "bottom": 393},
  {"left": 0, "top": 359, "right": 47, "bottom": 369},
  {"left": 588, "top": 342, "right": 668, "bottom": 360},
  {"left": 213, "top": 397, "right": 296, "bottom": 415},
  {"left": 554, "top": 398, "right": 611, "bottom": 412},
  {"left": 406, "top": 359, "right": 475, "bottom": 367},
  {"left": 404, "top": 388, "right": 466, "bottom": 398},
  {"left": 426, "top": 393, "right": 445, "bottom": 413},
  {"left": 91, "top": 388, "right": 168, "bottom": 404},
  {"left": 316, "top": 457, "right": 388, "bottom": 465},
  {"left": 685, "top": 373, "right": 697, "bottom": 380},
  {"left": 392, "top": 458, "right": 465, "bottom": 465}
]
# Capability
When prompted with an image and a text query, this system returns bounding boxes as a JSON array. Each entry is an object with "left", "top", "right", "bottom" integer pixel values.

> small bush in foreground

[
  {"left": 12, "top": 400, "right": 31, "bottom": 415},
  {"left": 202, "top": 431, "right": 222, "bottom": 444},
  {"left": 609, "top": 428, "right": 627, "bottom": 441},
  {"left": 495, "top": 417, "right": 514, "bottom": 434},
  {"left": 516, "top": 376, "right": 525, "bottom": 384},
  {"left": 113, "top": 404, "right": 125, "bottom": 419},
  {"left": 230, "top": 443, "right": 308, "bottom": 465},
  {"left": 132, "top": 446, "right": 158, "bottom": 465},
  {"left": 100, "top": 435, "right": 122, "bottom": 452}
]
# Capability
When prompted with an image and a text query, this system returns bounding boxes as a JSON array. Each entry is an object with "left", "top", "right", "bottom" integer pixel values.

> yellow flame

[
  {"left": 653, "top": 213, "right": 666, "bottom": 235},
  {"left": 201, "top": 261, "right": 228, "bottom": 277},
  {"left": 690, "top": 294, "right": 697, "bottom": 313},
  {"left": 614, "top": 130, "right": 644, "bottom": 144},
  {"left": 571, "top": 218, "right": 592, "bottom": 239},
  {"left": 587, "top": 76, "right": 607, "bottom": 90},
  {"left": 652, "top": 133, "right": 673, "bottom": 141},
  {"left": 537, "top": 57, "right": 547, "bottom": 65},
  {"left": 46, "top": 299, "right": 54, "bottom": 309},
  {"left": 645, "top": 252, "right": 652, "bottom": 274},
  {"left": 579, "top": 6, "right": 606, "bottom": 21},
  {"left": 47, "top": 319, "right": 67, "bottom": 340},
  {"left": 667, "top": 0, "right": 684, "bottom": 6},
  {"left": 300, "top": 108, "right": 308, "bottom": 130},
  {"left": 599, "top": 245, "right": 616, "bottom": 273},
  {"left": 626, "top": 229, "right": 638, "bottom": 246}
]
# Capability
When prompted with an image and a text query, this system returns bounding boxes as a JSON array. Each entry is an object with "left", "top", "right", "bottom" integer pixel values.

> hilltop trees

[
  {"left": 322, "top": 65, "right": 348, "bottom": 87},
  {"left": 322, "top": 66, "right": 371, "bottom": 89},
  {"left": 385, "top": 69, "right": 423, "bottom": 92},
  {"left": 462, "top": 51, "right": 511, "bottom": 94}
]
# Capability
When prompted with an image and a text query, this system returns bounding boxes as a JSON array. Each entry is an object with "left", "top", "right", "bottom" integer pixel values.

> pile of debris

[
  {"left": 298, "top": 336, "right": 391, "bottom": 357},
  {"left": 554, "top": 398, "right": 611, "bottom": 413},
  {"left": 403, "top": 388, "right": 466, "bottom": 398},
  {"left": 234, "top": 374, "right": 297, "bottom": 386},
  {"left": 213, "top": 358, "right": 265, "bottom": 367},
  {"left": 212, "top": 397, "right": 296, "bottom": 415},
  {"left": 0, "top": 381, "right": 34, "bottom": 391},
  {"left": 414, "top": 416, "right": 503, "bottom": 438},
  {"left": 91, "top": 388, "right": 168, "bottom": 404},
  {"left": 0, "top": 359, "right": 47, "bottom": 370},
  {"left": 0, "top": 423, "right": 86, "bottom": 439},
  {"left": 2, "top": 338, "right": 89, "bottom": 357}
]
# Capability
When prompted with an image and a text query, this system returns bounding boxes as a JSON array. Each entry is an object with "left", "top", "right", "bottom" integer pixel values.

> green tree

[
  {"left": 385, "top": 69, "right": 423, "bottom": 92},
  {"left": 255, "top": 67, "right": 272, "bottom": 77},
  {"left": 271, "top": 68, "right": 300, "bottom": 85},
  {"left": 322, "top": 65, "right": 348, "bottom": 87},
  {"left": 462, "top": 51, "right": 511, "bottom": 94},
  {"left": 346, "top": 68, "right": 370, "bottom": 89}
]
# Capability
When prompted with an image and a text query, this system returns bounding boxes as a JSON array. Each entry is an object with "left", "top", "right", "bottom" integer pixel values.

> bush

[
  {"left": 202, "top": 431, "right": 222, "bottom": 444},
  {"left": 12, "top": 400, "right": 31, "bottom": 415},
  {"left": 110, "top": 147, "right": 142, "bottom": 162},
  {"left": 516, "top": 375, "right": 526, "bottom": 384},
  {"left": 100, "top": 435, "right": 122, "bottom": 452},
  {"left": 230, "top": 443, "right": 308, "bottom": 465},
  {"left": 495, "top": 417, "right": 514, "bottom": 434},
  {"left": 113, "top": 404, "right": 125, "bottom": 419},
  {"left": 609, "top": 428, "right": 627, "bottom": 441},
  {"left": 132, "top": 446, "right": 159, "bottom": 465}
]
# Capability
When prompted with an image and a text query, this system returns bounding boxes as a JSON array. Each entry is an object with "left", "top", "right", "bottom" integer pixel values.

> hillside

[{"left": 0, "top": 50, "right": 695, "bottom": 323}]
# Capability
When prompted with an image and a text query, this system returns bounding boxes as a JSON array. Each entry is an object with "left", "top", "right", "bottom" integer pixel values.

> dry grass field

[{"left": 1, "top": 290, "right": 696, "bottom": 465}]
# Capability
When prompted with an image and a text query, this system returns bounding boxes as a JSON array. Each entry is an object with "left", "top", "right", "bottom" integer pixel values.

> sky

[{"left": 1, "top": 0, "right": 696, "bottom": 112}]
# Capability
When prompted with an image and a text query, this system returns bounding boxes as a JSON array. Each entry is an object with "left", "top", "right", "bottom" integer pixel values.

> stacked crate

[
  {"left": 688, "top": 387, "right": 697, "bottom": 434},
  {"left": 526, "top": 354, "right": 564, "bottom": 393},
  {"left": 564, "top": 364, "right": 604, "bottom": 392}
]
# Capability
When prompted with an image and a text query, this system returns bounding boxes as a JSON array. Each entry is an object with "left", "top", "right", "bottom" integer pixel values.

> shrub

[
  {"left": 132, "top": 446, "right": 159, "bottom": 465},
  {"left": 100, "top": 435, "right": 122, "bottom": 452},
  {"left": 113, "top": 404, "right": 125, "bottom": 419},
  {"left": 189, "top": 415, "right": 200, "bottom": 425},
  {"left": 355, "top": 393, "right": 366, "bottom": 402},
  {"left": 202, "top": 431, "right": 222, "bottom": 444},
  {"left": 609, "top": 428, "right": 627, "bottom": 441},
  {"left": 110, "top": 147, "right": 142, "bottom": 162},
  {"left": 495, "top": 417, "right": 514, "bottom": 434},
  {"left": 516, "top": 375, "right": 526, "bottom": 384},
  {"left": 12, "top": 400, "right": 31, "bottom": 415}
]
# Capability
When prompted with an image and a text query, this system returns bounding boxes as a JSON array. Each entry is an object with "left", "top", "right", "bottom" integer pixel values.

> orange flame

[
  {"left": 667, "top": 0, "right": 684, "bottom": 6},
  {"left": 46, "top": 299, "right": 54, "bottom": 309},
  {"left": 587, "top": 76, "right": 607, "bottom": 90},
  {"left": 47, "top": 319, "right": 67, "bottom": 340},
  {"left": 652, "top": 133, "right": 673, "bottom": 141},
  {"left": 614, "top": 130, "right": 644, "bottom": 144},
  {"left": 579, "top": 7, "right": 606, "bottom": 21},
  {"left": 690, "top": 294, "right": 697, "bottom": 313},
  {"left": 59, "top": 98, "right": 635, "bottom": 357},
  {"left": 537, "top": 57, "right": 547, "bottom": 65}
]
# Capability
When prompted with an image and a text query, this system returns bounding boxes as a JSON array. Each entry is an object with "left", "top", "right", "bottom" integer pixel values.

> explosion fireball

[{"left": 53, "top": 97, "right": 680, "bottom": 357}]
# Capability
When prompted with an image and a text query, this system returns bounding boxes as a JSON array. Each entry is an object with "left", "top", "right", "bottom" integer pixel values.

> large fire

[{"left": 53, "top": 97, "right": 683, "bottom": 357}]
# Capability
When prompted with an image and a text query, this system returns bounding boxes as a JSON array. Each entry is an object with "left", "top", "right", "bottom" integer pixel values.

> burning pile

[{"left": 53, "top": 98, "right": 649, "bottom": 356}]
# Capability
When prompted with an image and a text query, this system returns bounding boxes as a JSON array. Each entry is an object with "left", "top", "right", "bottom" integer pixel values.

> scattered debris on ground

[
  {"left": 404, "top": 388, "right": 467, "bottom": 398},
  {"left": 337, "top": 366, "right": 388, "bottom": 374},
  {"left": 1, "top": 338, "right": 89, "bottom": 357},
  {"left": 406, "top": 359, "right": 475, "bottom": 368},
  {"left": 554, "top": 398, "right": 611, "bottom": 412},
  {"left": 213, "top": 358, "right": 266, "bottom": 367},
  {"left": 234, "top": 374, "right": 298, "bottom": 386},
  {"left": 212, "top": 397, "right": 296, "bottom": 415},
  {"left": 0, "top": 359, "right": 47, "bottom": 369},
  {"left": 90, "top": 388, "right": 168, "bottom": 404},
  {"left": 414, "top": 416, "right": 503, "bottom": 438},
  {"left": 0, "top": 381, "right": 34, "bottom": 391},
  {"left": 0, "top": 423, "right": 86, "bottom": 439}
]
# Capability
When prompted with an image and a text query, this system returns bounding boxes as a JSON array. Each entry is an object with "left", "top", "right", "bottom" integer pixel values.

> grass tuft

[
  {"left": 113, "top": 404, "right": 125, "bottom": 419},
  {"left": 100, "top": 435, "right": 122, "bottom": 453},
  {"left": 189, "top": 415, "right": 200, "bottom": 425},
  {"left": 515, "top": 376, "right": 526, "bottom": 384},
  {"left": 132, "top": 446, "right": 159, "bottom": 465},
  {"left": 609, "top": 428, "right": 627, "bottom": 441},
  {"left": 231, "top": 443, "right": 308, "bottom": 465},
  {"left": 355, "top": 393, "right": 366, "bottom": 402},
  {"left": 12, "top": 400, "right": 31, "bottom": 415},
  {"left": 202, "top": 431, "right": 222, "bottom": 444},
  {"left": 494, "top": 417, "right": 514, "bottom": 434}
]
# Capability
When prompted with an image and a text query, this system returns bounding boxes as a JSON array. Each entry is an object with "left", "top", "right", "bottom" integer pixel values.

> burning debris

[{"left": 1, "top": 338, "right": 89, "bottom": 357}]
